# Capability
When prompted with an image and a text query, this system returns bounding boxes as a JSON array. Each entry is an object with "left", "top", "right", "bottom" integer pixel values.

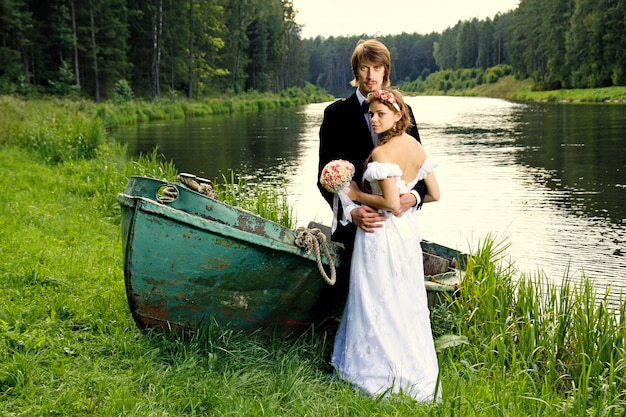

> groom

[{"left": 317, "top": 39, "right": 427, "bottom": 301}]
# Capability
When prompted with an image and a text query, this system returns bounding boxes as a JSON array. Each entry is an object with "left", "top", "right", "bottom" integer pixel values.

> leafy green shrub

[{"left": 113, "top": 79, "right": 134, "bottom": 103}]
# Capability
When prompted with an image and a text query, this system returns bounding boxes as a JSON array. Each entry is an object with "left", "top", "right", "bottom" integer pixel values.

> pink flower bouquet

[
  {"left": 320, "top": 159, "right": 355, "bottom": 193},
  {"left": 320, "top": 159, "right": 356, "bottom": 232}
]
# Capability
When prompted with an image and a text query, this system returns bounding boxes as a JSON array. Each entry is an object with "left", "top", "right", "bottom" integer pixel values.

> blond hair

[{"left": 350, "top": 39, "right": 391, "bottom": 88}]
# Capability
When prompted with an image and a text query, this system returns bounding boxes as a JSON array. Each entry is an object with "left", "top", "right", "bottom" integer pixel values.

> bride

[{"left": 331, "top": 88, "right": 441, "bottom": 402}]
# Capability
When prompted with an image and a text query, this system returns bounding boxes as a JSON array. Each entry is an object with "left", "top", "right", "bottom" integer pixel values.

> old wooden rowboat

[
  {"left": 117, "top": 175, "right": 464, "bottom": 338},
  {"left": 118, "top": 175, "right": 346, "bottom": 338}
]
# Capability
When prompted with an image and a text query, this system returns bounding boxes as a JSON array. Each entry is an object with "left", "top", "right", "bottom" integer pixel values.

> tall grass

[
  {"left": 399, "top": 71, "right": 626, "bottom": 102},
  {"left": 437, "top": 236, "right": 626, "bottom": 415},
  {"left": 2, "top": 97, "right": 626, "bottom": 416},
  {"left": 509, "top": 85, "right": 626, "bottom": 102},
  {"left": 0, "top": 96, "right": 103, "bottom": 163},
  {"left": 0, "top": 95, "right": 297, "bottom": 227},
  {"left": 212, "top": 171, "right": 295, "bottom": 228},
  {"left": 0, "top": 141, "right": 430, "bottom": 415},
  {"left": 1, "top": 87, "right": 333, "bottom": 148},
  {"left": 94, "top": 85, "right": 333, "bottom": 129},
  {"left": 20, "top": 111, "right": 103, "bottom": 163},
  {"left": 3, "top": 145, "right": 623, "bottom": 415}
]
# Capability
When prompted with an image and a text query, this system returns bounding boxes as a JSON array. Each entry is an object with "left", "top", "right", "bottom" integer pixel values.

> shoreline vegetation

[
  {"left": 1, "top": 88, "right": 625, "bottom": 415},
  {"left": 466, "top": 76, "right": 626, "bottom": 103},
  {"left": 398, "top": 68, "right": 626, "bottom": 103}
]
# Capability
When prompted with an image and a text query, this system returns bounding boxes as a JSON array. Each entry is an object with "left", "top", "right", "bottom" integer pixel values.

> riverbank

[
  {"left": 0, "top": 85, "right": 334, "bottom": 139},
  {"left": 399, "top": 67, "right": 626, "bottom": 103},
  {"left": 476, "top": 76, "right": 626, "bottom": 103},
  {"left": 1, "top": 98, "right": 625, "bottom": 415},
  {"left": 440, "top": 76, "right": 626, "bottom": 103}
]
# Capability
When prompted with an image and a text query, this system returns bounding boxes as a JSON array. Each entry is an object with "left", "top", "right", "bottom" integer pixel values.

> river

[{"left": 111, "top": 96, "right": 626, "bottom": 303}]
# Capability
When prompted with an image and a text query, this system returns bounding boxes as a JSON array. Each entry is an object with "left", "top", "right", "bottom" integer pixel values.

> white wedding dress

[{"left": 331, "top": 159, "right": 441, "bottom": 402}]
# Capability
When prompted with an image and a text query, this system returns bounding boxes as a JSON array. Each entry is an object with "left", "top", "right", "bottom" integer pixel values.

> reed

[
  {"left": 439, "top": 236, "right": 626, "bottom": 415},
  {"left": 212, "top": 171, "right": 295, "bottom": 229}
]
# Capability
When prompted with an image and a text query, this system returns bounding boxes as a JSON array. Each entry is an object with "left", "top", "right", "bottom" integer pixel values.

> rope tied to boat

[
  {"left": 160, "top": 173, "right": 217, "bottom": 202},
  {"left": 178, "top": 173, "right": 218, "bottom": 198},
  {"left": 294, "top": 227, "right": 336, "bottom": 286}
]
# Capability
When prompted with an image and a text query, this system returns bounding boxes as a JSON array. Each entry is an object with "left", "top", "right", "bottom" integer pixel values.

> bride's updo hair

[{"left": 365, "top": 88, "right": 412, "bottom": 145}]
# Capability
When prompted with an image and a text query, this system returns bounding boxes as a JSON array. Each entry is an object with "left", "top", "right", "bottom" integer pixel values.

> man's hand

[
  {"left": 392, "top": 192, "right": 418, "bottom": 217},
  {"left": 351, "top": 205, "right": 385, "bottom": 232}
]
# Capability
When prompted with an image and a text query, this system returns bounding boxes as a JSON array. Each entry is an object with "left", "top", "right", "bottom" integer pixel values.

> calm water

[{"left": 112, "top": 97, "right": 626, "bottom": 301}]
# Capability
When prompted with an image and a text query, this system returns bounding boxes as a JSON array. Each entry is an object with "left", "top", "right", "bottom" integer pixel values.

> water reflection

[
  {"left": 407, "top": 97, "right": 626, "bottom": 302},
  {"left": 513, "top": 103, "right": 626, "bottom": 224},
  {"left": 120, "top": 108, "right": 309, "bottom": 182}
]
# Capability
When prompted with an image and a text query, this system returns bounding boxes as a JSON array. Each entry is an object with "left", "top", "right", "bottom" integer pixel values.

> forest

[
  {"left": 1, "top": 0, "right": 625, "bottom": 100},
  {"left": 0, "top": 0, "right": 308, "bottom": 100}
]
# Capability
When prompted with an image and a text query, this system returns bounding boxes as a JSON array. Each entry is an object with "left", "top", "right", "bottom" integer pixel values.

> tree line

[
  {"left": 308, "top": 0, "right": 626, "bottom": 95},
  {"left": 1, "top": 0, "right": 625, "bottom": 101},
  {"left": 0, "top": 0, "right": 307, "bottom": 101}
]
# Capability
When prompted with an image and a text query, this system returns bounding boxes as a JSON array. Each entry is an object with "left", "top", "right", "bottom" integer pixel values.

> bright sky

[{"left": 292, "top": 0, "right": 520, "bottom": 39}]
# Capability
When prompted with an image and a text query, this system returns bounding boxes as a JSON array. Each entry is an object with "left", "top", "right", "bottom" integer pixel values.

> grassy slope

[
  {"left": 468, "top": 76, "right": 626, "bottom": 102},
  {"left": 0, "top": 146, "right": 439, "bottom": 416},
  {"left": 1, "top": 95, "right": 625, "bottom": 415}
]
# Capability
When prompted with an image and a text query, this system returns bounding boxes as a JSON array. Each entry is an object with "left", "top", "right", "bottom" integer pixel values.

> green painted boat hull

[
  {"left": 118, "top": 176, "right": 344, "bottom": 338},
  {"left": 117, "top": 176, "right": 465, "bottom": 338}
]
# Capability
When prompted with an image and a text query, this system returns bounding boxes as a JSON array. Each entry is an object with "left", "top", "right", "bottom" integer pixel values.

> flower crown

[{"left": 367, "top": 89, "right": 401, "bottom": 111}]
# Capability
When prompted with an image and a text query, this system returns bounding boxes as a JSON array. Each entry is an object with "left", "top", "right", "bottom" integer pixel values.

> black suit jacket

[{"left": 317, "top": 91, "right": 426, "bottom": 246}]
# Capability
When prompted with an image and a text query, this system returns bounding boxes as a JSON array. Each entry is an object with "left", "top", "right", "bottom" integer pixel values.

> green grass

[
  {"left": 213, "top": 171, "right": 295, "bottom": 229},
  {"left": 1, "top": 98, "right": 625, "bottom": 416},
  {"left": 401, "top": 72, "right": 626, "bottom": 103},
  {"left": 0, "top": 94, "right": 297, "bottom": 228},
  {"left": 471, "top": 76, "right": 626, "bottom": 102},
  {"left": 427, "top": 238, "right": 626, "bottom": 416},
  {"left": 508, "top": 84, "right": 626, "bottom": 103}
]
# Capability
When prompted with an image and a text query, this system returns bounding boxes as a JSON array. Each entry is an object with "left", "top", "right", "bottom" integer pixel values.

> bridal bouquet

[
  {"left": 320, "top": 159, "right": 355, "bottom": 193},
  {"left": 320, "top": 159, "right": 355, "bottom": 232}
]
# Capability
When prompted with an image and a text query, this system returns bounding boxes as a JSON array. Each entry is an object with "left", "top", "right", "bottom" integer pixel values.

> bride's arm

[{"left": 347, "top": 177, "right": 400, "bottom": 212}]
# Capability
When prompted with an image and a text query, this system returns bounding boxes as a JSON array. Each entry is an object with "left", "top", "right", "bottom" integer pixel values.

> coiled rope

[
  {"left": 160, "top": 173, "right": 217, "bottom": 201},
  {"left": 178, "top": 173, "right": 217, "bottom": 198},
  {"left": 294, "top": 227, "right": 336, "bottom": 286}
]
